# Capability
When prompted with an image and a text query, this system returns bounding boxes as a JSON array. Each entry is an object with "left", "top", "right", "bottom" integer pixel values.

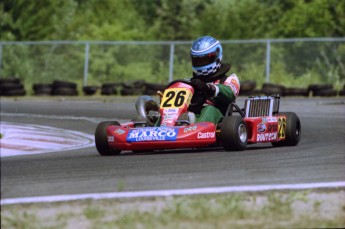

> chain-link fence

[{"left": 0, "top": 38, "right": 344, "bottom": 91}]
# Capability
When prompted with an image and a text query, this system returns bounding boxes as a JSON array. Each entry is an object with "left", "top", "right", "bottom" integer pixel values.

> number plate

[
  {"left": 161, "top": 88, "right": 192, "bottom": 108},
  {"left": 278, "top": 117, "right": 286, "bottom": 139}
]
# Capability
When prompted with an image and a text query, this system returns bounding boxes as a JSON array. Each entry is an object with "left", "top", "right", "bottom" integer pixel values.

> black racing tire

[
  {"left": 101, "top": 86, "right": 117, "bottom": 95},
  {"left": 101, "top": 83, "right": 120, "bottom": 95},
  {"left": 95, "top": 121, "right": 121, "bottom": 156},
  {"left": 122, "top": 80, "right": 145, "bottom": 89},
  {"left": 1, "top": 89, "right": 26, "bottom": 96},
  {"left": 239, "top": 90, "right": 255, "bottom": 96},
  {"left": 33, "top": 83, "right": 53, "bottom": 91},
  {"left": 83, "top": 86, "right": 99, "bottom": 95},
  {"left": 339, "top": 90, "right": 345, "bottom": 96},
  {"left": 143, "top": 88, "right": 158, "bottom": 95},
  {"left": 33, "top": 84, "right": 53, "bottom": 96},
  {"left": 132, "top": 80, "right": 146, "bottom": 88},
  {"left": 262, "top": 83, "right": 286, "bottom": 96},
  {"left": 53, "top": 80, "right": 77, "bottom": 89},
  {"left": 0, "top": 78, "right": 21, "bottom": 84},
  {"left": 284, "top": 88, "right": 309, "bottom": 97},
  {"left": 251, "top": 89, "right": 263, "bottom": 96},
  {"left": 272, "top": 112, "right": 301, "bottom": 147},
  {"left": 307, "top": 84, "right": 333, "bottom": 96},
  {"left": 101, "top": 83, "right": 122, "bottom": 92},
  {"left": 220, "top": 116, "right": 248, "bottom": 151},
  {"left": 239, "top": 80, "right": 256, "bottom": 95},
  {"left": 52, "top": 87, "right": 78, "bottom": 96},
  {"left": 120, "top": 87, "right": 144, "bottom": 96},
  {"left": 0, "top": 83, "right": 24, "bottom": 91},
  {"left": 34, "top": 88, "right": 53, "bottom": 96},
  {"left": 315, "top": 89, "right": 337, "bottom": 97},
  {"left": 102, "top": 82, "right": 122, "bottom": 87},
  {"left": 144, "top": 82, "right": 166, "bottom": 91}
]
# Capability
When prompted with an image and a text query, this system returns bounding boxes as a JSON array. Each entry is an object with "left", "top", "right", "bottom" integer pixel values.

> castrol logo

[{"left": 197, "top": 131, "right": 215, "bottom": 139}]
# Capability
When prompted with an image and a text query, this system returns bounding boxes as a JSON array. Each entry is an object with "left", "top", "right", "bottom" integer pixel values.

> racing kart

[{"left": 95, "top": 80, "right": 301, "bottom": 156}]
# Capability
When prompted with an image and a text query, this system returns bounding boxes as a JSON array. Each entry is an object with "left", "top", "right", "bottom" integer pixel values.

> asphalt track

[{"left": 1, "top": 97, "right": 344, "bottom": 200}]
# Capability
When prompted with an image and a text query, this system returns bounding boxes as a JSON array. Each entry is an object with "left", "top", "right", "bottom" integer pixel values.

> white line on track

[{"left": 1, "top": 181, "right": 345, "bottom": 205}]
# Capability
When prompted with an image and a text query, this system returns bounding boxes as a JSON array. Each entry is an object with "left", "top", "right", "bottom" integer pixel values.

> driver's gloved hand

[{"left": 191, "top": 78, "right": 216, "bottom": 97}]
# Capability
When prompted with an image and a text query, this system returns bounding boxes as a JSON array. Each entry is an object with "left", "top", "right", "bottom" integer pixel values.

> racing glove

[{"left": 191, "top": 78, "right": 217, "bottom": 97}]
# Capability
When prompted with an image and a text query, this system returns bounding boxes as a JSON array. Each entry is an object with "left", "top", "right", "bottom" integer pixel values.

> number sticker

[
  {"left": 161, "top": 88, "right": 192, "bottom": 108},
  {"left": 278, "top": 117, "right": 286, "bottom": 139}
]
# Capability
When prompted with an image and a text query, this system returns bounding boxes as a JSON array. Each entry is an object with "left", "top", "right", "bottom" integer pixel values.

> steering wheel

[{"left": 165, "top": 79, "right": 207, "bottom": 108}]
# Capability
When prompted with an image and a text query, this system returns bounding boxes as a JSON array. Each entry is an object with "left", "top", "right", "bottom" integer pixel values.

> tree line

[{"left": 1, "top": 0, "right": 344, "bottom": 41}]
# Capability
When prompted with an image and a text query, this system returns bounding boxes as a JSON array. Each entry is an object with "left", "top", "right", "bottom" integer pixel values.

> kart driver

[{"left": 188, "top": 35, "right": 240, "bottom": 124}]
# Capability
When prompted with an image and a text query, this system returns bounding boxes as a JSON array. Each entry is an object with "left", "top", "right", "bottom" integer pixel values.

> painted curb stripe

[
  {"left": 2, "top": 181, "right": 345, "bottom": 205},
  {"left": 0, "top": 122, "right": 94, "bottom": 157}
]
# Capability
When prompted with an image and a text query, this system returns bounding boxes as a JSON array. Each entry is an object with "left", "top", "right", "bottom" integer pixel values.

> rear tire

[
  {"left": 272, "top": 112, "right": 301, "bottom": 147},
  {"left": 95, "top": 121, "right": 121, "bottom": 156},
  {"left": 221, "top": 116, "right": 248, "bottom": 151}
]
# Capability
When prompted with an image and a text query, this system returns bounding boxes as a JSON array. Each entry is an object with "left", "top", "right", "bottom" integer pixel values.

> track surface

[{"left": 1, "top": 97, "right": 344, "bottom": 199}]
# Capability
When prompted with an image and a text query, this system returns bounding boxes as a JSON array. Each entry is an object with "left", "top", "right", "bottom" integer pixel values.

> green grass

[{"left": 2, "top": 189, "right": 345, "bottom": 229}]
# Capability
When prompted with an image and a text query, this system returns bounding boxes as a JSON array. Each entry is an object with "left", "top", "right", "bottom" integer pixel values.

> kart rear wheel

[
  {"left": 271, "top": 112, "right": 301, "bottom": 147},
  {"left": 221, "top": 116, "right": 248, "bottom": 151},
  {"left": 95, "top": 121, "right": 121, "bottom": 156}
]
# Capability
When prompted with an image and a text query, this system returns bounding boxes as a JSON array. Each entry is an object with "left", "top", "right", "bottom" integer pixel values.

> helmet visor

[{"left": 191, "top": 51, "right": 217, "bottom": 67}]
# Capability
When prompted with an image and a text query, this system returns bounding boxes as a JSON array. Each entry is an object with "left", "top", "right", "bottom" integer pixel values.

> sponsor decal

[
  {"left": 257, "top": 123, "right": 267, "bottom": 133},
  {"left": 267, "top": 117, "right": 278, "bottom": 122},
  {"left": 262, "top": 117, "right": 278, "bottom": 123},
  {"left": 107, "top": 136, "right": 114, "bottom": 142},
  {"left": 267, "top": 124, "right": 278, "bottom": 132},
  {"left": 197, "top": 131, "right": 215, "bottom": 139},
  {"left": 127, "top": 127, "right": 178, "bottom": 142},
  {"left": 257, "top": 133, "right": 277, "bottom": 142},
  {"left": 163, "top": 114, "right": 174, "bottom": 120},
  {"left": 197, "top": 122, "right": 209, "bottom": 127},
  {"left": 115, "top": 129, "right": 125, "bottom": 135},
  {"left": 163, "top": 118, "right": 174, "bottom": 124},
  {"left": 184, "top": 125, "right": 197, "bottom": 133},
  {"left": 259, "top": 118, "right": 278, "bottom": 133},
  {"left": 163, "top": 108, "right": 178, "bottom": 115},
  {"left": 161, "top": 117, "right": 174, "bottom": 126},
  {"left": 161, "top": 114, "right": 174, "bottom": 126}
]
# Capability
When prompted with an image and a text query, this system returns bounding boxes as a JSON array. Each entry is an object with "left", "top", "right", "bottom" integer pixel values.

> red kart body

[
  {"left": 105, "top": 82, "right": 217, "bottom": 151},
  {"left": 106, "top": 122, "right": 216, "bottom": 151},
  {"left": 95, "top": 80, "right": 301, "bottom": 155},
  {"left": 245, "top": 117, "right": 284, "bottom": 144}
]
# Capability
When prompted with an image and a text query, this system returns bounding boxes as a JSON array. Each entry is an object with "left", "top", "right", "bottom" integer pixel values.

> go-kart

[{"left": 95, "top": 80, "right": 301, "bottom": 156}]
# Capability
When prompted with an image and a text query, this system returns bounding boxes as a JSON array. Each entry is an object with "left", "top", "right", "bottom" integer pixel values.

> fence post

[
  {"left": 265, "top": 39, "right": 271, "bottom": 83},
  {"left": 168, "top": 43, "right": 175, "bottom": 82},
  {"left": 83, "top": 42, "right": 90, "bottom": 86},
  {"left": 0, "top": 43, "right": 2, "bottom": 76}
]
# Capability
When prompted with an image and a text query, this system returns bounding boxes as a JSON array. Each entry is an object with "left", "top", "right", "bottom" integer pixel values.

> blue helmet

[{"left": 190, "top": 36, "right": 223, "bottom": 77}]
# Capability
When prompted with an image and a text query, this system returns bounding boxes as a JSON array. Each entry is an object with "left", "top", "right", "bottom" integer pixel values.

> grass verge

[{"left": 1, "top": 189, "right": 345, "bottom": 229}]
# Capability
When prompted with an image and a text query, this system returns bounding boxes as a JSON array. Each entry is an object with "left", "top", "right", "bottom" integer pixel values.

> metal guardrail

[{"left": 0, "top": 37, "right": 344, "bottom": 86}]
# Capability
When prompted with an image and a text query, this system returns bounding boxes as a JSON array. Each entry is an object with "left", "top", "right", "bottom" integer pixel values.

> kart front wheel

[
  {"left": 95, "top": 121, "right": 121, "bottom": 156},
  {"left": 271, "top": 112, "right": 301, "bottom": 147},
  {"left": 221, "top": 116, "right": 248, "bottom": 151}
]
